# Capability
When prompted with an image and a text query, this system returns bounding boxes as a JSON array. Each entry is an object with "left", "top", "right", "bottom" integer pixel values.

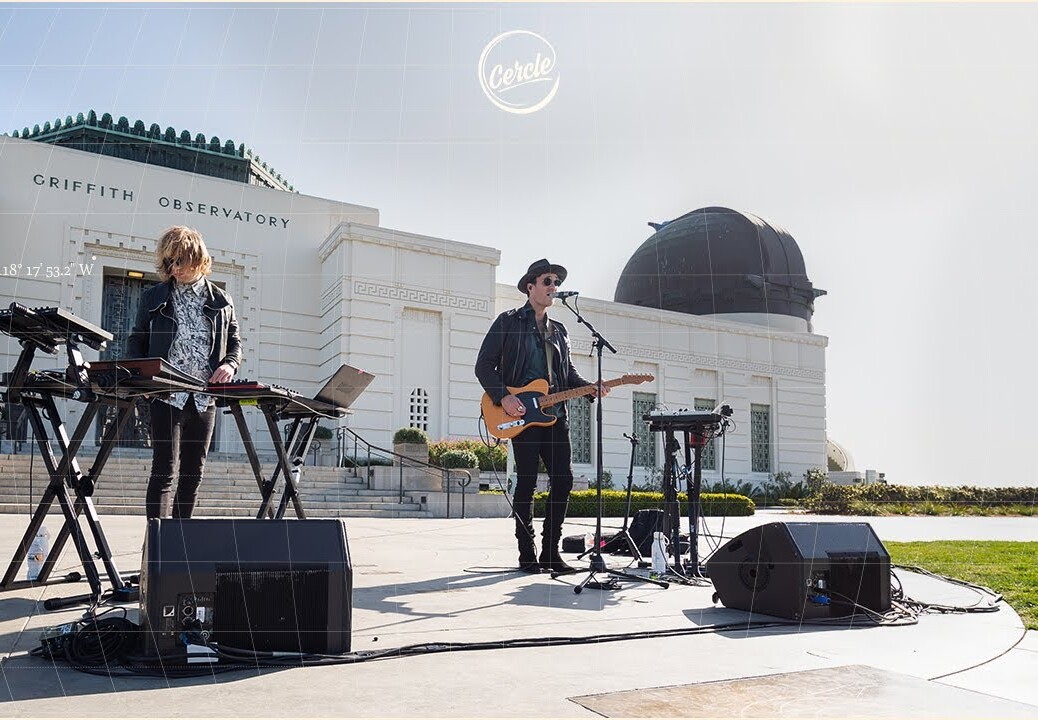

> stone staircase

[{"left": 0, "top": 453, "right": 432, "bottom": 519}]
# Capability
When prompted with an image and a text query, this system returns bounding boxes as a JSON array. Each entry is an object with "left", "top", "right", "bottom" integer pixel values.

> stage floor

[{"left": 1, "top": 510, "right": 1036, "bottom": 717}]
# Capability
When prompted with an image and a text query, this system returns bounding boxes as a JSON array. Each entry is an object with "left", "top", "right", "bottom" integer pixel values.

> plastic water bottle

[
  {"left": 584, "top": 532, "right": 595, "bottom": 551},
  {"left": 651, "top": 532, "right": 669, "bottom": 575},
  {"left": 27, "top": 527, "right": 50, "bottom": 581}
]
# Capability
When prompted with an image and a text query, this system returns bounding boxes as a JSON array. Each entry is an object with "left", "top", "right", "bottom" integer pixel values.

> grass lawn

[{"left": 886, "top": 541, "right": 1038, "bottom": 631}]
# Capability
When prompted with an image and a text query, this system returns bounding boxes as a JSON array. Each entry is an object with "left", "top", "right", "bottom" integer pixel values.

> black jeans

[
  {"left": 146, "top": 398, "right": 216, "bottom": 520},
  {"left": 511, "top": 418, "right": 574, "bottom": 541}
]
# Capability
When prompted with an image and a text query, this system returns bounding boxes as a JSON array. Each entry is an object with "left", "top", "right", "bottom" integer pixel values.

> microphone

[{"left": 553, "top": 290, "right": 579, "bottom": 299}]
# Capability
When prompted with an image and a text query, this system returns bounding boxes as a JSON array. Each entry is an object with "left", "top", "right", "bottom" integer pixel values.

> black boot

[
  {"left": 515, "top": 511, "right": 541, "bottom": 574},
  {"left": 538, "top": 544, "right": 575, "bottom": 574},
  {"left": 539, "top": 518, "right": 575, "bottom": 574}
]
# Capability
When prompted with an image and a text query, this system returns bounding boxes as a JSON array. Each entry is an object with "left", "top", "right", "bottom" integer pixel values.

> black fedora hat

[{"left": 517, "top": 258, "right": 568, "bottom": 294}]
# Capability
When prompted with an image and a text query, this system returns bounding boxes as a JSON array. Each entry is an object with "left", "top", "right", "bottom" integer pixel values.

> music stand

[{"left": 555, "top": 297, "right": 667, "bottom": 593}]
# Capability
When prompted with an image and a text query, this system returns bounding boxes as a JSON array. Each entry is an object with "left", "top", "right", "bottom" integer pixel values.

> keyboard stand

[
  {"left": 1, "top": 343, "right": 138, "bottom": 608},
  {"left": 218, "top": 398, "right": 313, "bottom": 520}
]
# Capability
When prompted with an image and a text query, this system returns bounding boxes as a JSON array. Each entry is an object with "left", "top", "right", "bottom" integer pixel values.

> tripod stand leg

[{"left": 606, "top": 568, "right": 668, "bottom": 589}]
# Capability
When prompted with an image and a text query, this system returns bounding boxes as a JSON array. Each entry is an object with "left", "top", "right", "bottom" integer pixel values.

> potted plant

[{"left": 392, "top": 426, "right": 430, "bottom": 466}]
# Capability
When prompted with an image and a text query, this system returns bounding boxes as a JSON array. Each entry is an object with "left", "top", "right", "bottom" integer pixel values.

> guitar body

[
  {"left": 479, "top": 372, "right": 654, "bottom": 440},
  {"left": 481, "top": 379, "right": 558, "bottom": 439}
]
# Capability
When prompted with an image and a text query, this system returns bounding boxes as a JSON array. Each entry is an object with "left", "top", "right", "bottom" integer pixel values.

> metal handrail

[{"left": 335, "top": 426, "right": 473, "bottom": 516}]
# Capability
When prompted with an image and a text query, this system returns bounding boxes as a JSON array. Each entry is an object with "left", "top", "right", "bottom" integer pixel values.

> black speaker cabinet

[
  {"left": 706, "top": 522, "right": 890, "bottom": 620},
  {"left": 140, "top": 519, "right": 352, "bottom": 655}
]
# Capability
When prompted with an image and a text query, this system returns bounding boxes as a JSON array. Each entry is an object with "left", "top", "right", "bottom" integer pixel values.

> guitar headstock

[{"left": 620, "top": 373, "right": 654, "bottom": 385}]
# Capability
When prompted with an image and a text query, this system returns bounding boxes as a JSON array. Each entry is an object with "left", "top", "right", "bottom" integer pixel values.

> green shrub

[
  {"left": 429, "top": 439, "right": 509, "bottom": 471},
  {"left": 632, "top": 466, "right": 664, "bottom": 493},
  {"left": 393, "top": 427, "right": 429, "bottom": 444},
  {"left": 804, "top": 468, "right": 827, "bottom": 493},
  {"left": 314, "top": 425, "right": 334, "bottom": 440},
  {"left": 803, "top": 482, "right": 1038, "bottom": 515},
  {"left": 439, "top": 448, "right": 478, "bottom": 469},
  {"left": 703, "top": 478, "right": 757, "bottom": 498},
  {"left": 590, "top": 469, "right": 614, "bottom": 489},
  {"left": 533, "top": 490, "right": 754, "bottom": 518}
]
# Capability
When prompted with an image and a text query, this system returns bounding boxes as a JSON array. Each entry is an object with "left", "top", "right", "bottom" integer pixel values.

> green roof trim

[{"left": 6, "top": 110, "right": 295, "bottom": 191}]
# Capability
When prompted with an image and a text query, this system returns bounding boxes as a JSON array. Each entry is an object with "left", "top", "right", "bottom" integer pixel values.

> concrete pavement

[{"left": 0, "top": 509, "right": 1035, "bottom": 717}]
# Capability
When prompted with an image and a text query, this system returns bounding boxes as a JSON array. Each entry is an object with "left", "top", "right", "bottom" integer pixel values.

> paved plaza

[{"left": 0, "top": 509, "right": 1036, "bottom": 717}]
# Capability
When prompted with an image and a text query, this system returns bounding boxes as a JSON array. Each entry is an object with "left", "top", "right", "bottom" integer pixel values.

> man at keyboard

[{"left": 127, "top": 226, "right": 243, "bottom": 520}]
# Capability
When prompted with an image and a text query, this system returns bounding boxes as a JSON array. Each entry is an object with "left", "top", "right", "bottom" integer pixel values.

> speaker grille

[
  {"left": 213, "top": 566, "right": 330, "bottom": 653},
  {"left": 737, "top": 554, "right": 774, "bottom": 593}
]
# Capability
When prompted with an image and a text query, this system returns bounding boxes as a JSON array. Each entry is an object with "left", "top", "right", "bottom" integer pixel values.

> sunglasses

[{"left": 541, "top": 276, "right": 562, "bottom": 287}]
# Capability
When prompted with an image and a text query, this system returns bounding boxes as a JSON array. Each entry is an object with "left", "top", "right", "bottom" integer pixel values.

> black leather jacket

[
  {"left": 475, "top": 302, "right": 591, "bottom": 411},
  {"left": 126, "top": 279, "right": 242, "bottom": 373}
]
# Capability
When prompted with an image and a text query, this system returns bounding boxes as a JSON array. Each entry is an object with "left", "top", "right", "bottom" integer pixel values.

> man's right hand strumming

[{"left": 501, "top": 394, "right": 526, "bottom": 417}]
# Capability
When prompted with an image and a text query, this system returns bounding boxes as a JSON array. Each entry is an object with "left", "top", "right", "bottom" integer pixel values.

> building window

[
  {"left": 694, "top": 398, "right": 717, "bottom": 471},
  {"left": 409, "top": 388, "right": 429, "bottom": 432},
  {"left": 751, "top": 403, "right": 771, "bottom": 473},
  {"left": 569, "top": 396, "right": 592, "bottom": 465},
  {"left": 632, "top": 392, "right": 657, "bottom": 467}
]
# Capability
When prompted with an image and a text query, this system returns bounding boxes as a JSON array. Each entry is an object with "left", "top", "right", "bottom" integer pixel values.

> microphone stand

[{"left": 555, "top": 296, "right": 667, "bottom": 593}]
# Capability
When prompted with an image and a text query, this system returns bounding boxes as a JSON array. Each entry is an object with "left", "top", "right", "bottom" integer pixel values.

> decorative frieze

[{"left": 354, "top": 280, "right": 488, "bottom": 313}]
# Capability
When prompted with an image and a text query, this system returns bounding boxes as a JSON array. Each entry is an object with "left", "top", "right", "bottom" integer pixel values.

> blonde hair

[{"left": 156, "top": 226, "right": 212, "bottom": 282}]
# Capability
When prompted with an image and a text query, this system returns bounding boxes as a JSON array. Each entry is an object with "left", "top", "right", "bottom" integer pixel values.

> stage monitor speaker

[
  {"left": 140, "top": 519, "right": 352, "bottom": 655},
  {"left": 705, "top": 521, "right": 890, "bottom": 620}
]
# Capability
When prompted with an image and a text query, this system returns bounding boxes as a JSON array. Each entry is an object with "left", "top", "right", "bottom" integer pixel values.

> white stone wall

[
  {"left": 317, "top": 222, "right": 500, "bottom": 450},
  {"left": 1, "top": 135, "right": 825, "bottom": 484},
  {"left": 492, "top": 283, "right": 828, "bottom": 485},
  {"left": 0, "top": 136, "right": 376, "bottom": 455}
]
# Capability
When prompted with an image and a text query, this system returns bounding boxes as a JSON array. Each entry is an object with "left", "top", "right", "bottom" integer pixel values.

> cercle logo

[{"left": 478, "top": 30, "right": 560, "bottom": 115}]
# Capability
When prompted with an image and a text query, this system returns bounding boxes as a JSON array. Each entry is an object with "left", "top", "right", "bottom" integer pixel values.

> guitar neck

[{"left": 540, "top": 378, "right": 627, "bottom": 408}]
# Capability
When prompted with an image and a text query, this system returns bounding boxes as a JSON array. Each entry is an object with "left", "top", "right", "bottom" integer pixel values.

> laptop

[{"left": 314, "top": 364, "right": 376, "bottom": 411}]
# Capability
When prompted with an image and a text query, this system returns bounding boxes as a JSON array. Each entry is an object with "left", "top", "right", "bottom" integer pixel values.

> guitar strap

[{"left": 543, "top": 326, "right": 554, "bottom": 387}]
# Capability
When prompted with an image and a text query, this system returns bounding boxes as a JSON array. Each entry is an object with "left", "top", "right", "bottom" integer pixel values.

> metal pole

[{"left": 444, "top": 468, "right": 450, "bottom": 519}]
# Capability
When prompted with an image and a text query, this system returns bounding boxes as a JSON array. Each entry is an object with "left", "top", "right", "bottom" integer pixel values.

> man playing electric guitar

[{"left": 475, "top": 258, "right": 608, "bottom": 574}]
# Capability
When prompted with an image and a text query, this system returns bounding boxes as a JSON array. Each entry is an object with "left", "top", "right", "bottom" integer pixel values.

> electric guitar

[{"left": 480, "top": 374, "right": 654, "bottom": 440}]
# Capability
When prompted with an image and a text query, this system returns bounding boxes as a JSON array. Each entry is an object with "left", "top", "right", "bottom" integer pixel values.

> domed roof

[{"left": 614, "top": 207, "right": 825, "bottom": 323}]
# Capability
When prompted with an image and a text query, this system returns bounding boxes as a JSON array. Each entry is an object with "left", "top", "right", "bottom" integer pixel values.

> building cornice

[
  {"left": 572, "top": 338, "right": 825, "bottom": 381},
  {"left": 495, "top": 283, "right": 828, "bottom": 347},
  {"left": 320, "top": 222, "right": 501, "bottom": 265}
]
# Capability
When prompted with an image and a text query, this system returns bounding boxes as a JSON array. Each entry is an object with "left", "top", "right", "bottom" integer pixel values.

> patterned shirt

[{"left": 164, "top": 277, "right": 213, "bottom": 412}]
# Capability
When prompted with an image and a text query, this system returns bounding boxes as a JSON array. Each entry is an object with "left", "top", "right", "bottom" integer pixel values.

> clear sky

[{"left": 2, "top": 2, "right": 1036, "bottom": 486}]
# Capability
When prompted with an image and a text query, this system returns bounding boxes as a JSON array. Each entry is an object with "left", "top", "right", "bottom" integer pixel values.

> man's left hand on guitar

[{"left": 590, "top": 382, "right": 611, "bottom": 398}]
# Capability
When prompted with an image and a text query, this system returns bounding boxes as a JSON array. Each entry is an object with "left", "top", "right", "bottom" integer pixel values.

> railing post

[
  {"left": 458, "top": 471, "right": 472, "bottom": 519},
  {"left": 444, "top": 468, "right": 450, "bottom": 519}
]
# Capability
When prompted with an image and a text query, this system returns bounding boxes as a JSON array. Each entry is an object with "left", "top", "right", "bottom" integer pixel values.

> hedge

[
  {"left": 533, "top": 490, "right": 754, "bottom": 518},
  {"left": 429, "top": 439, "right": 508, "bottom": 472},
  {"left": 439, "top": 448, "right": 479, "bottom": 469},
  {"left": 804, "top": 483, "right": 1038, "bottom": 515}
]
